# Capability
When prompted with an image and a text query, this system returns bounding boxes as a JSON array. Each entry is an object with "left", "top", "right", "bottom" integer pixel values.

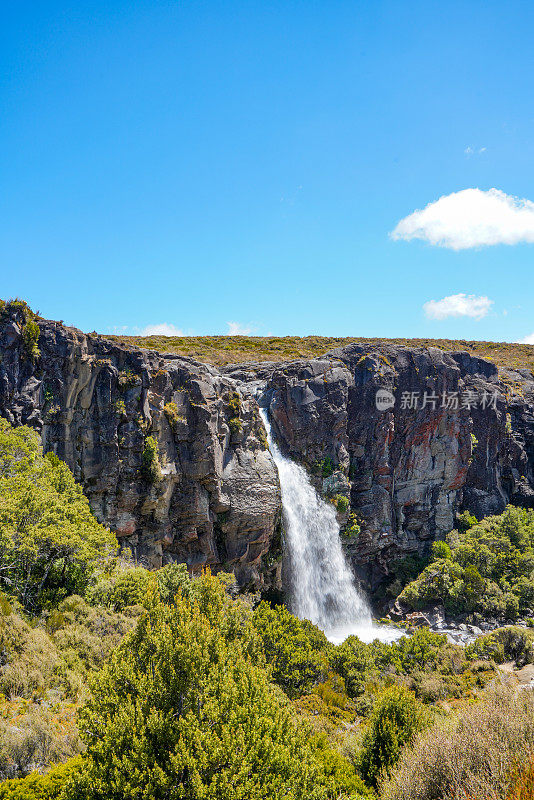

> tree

[
  {"left": 0, "top": 419, "right": 117, "bottom": 611},
  {"left": 67, "top": 580, "right": 361, "bottom": 800}
]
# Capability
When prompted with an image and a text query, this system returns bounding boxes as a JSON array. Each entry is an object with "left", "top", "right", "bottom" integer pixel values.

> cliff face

[
  {"left": 1, "top": 308, "right": 534, "bottom": 595},
  {"left": 0, "top": 310, "right": 281, "bottom": 589},
  {"left": 232, "top": 344, "right": 534, "bottom": 590}
]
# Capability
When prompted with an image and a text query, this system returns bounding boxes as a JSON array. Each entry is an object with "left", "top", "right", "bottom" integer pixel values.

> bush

[
  {"left": 22, "top": 319, "right": 40, "bottom": 361},
  {"left": 227, "top": 417, "right": 242, "bottom": 436},
  {"left": 0, "top": 711, "right": 80, "bottom": 783},
  {"left": 141, "top": 436, "right": 162, "bottom": 482},
  {"left": 358, "top": 686, "right": 429, "bottom": 787},
  {"left": 67, "top": 582, "right": 361, "bottom": 800},
  {"left": 163, "top": 401, "right": 184, "bottom": 428},
  {"left": 381, "top": 687, "right": 534, "bottom": 800},
  {"left": 467, "top": 626, "right": 534, "bottom": 667},
  {"left": 0, "top": 756, "right": 82, "bottom": 799},
  {"left": 0, "top": 613, "right": 61, "bottom": 699},
  {"left": 333, "top": 494, "right": 349, "bottom": 513},
  {"left": 252, "top": 602, "right": 328, "bottom": 698},
  {"left": 431, "top": 540, "right": 451, "bottom": 560},
  {"left": 155, "top": 562, "right": 192, "bottom": 604}
]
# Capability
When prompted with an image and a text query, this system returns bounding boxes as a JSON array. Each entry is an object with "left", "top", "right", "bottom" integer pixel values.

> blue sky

[{"left": 1, "top": 1, "right": 534, "bottom": 341}]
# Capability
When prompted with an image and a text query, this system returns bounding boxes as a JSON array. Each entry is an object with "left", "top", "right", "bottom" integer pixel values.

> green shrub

[
  {"left": 467, "top": 626, "right": 534, "bottom": 667},
  {"left": 141, "top": 436, "right": 162, "bottom": 482},
  {"left": 117, "top": 369, "right": 139, "bottom": 390},
  {"left": 228, "top": 417, "right": 243, "bottom": 435},
  {"left": 456, "top": 509, "right": 478, "bottom": 532},
  {"left": 396, "top": 506, "right": 534, "bottom": 618},
  {"left": 0, "top": 756, "right": 83, "bottom": 799},
  {"left": 155, "top": 562, "right": 192, "bottom": 604},
  {"left": 332, "top": 494, "right": 349, "bottom": 513},
  {"left": 163, "top": 401, "right": 185, "bottom": 428},
  {"left": 252, "top": 602, "right": 328, "bottom": 698},
  {"left": 431, "top": 540, "right": 451, "bottom": 560},
  {"left": 358, "top": 686, "right": 429, "bottom": 787},
  {"left": 227, "top": 392, "right": 241, "bottom": 417},
  {"left": 67, "top": 582, "right": 361, "bottom": 800},
  {"left": 0, "top": 419, "right": 117, "bottom": 612},
  {"left": 314, "top": 457, "right": 334, "bottom": 477},
  {"left": 22, "top": 319, "right": 40, "bottom": 361},
  {"left": 113, "top": 399, "right": 126, "bottom": 416}
]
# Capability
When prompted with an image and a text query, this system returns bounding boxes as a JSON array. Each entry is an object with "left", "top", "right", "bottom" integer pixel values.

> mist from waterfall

[{"left": 260, "top": 408, "right": 401, "bottom": 644}]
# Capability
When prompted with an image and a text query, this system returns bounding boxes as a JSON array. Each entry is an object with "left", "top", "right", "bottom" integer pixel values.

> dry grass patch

[
  {"left": 381, "top": 686, "right": 534, "bottom": 800},
  {"left": 103, "top": 333, "right": 534, "bottom": 373}
]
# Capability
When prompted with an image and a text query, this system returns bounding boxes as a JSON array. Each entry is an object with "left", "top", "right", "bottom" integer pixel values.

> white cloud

[
  {"left": 519, "top": 333, "right": 534, "bottom": 344},
  {"left": 140, "top": 323, "right": 184, "bottom": 336},
  {"left": 391, "top": 188, "right": 534, "bottom": 250},
  {"left": 226, "top": 321, "right": 253, "bottom": 336},
  {"left": 423, "top": 293, "right": 493, "bottom": 320},
  {"left": 464, "top": 146, "right": 486, "bottom": 156}
]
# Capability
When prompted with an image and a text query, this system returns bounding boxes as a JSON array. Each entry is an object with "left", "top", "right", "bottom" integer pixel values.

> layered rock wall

[{"left": 2, "top": 307, "right": 534, "bottom": 595}]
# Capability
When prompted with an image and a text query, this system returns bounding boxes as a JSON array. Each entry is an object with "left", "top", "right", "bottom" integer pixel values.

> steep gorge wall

[
  {"left": 0, "top": 309, "right": 281, "bottom": 589},
  {"left": 236, "top": 344, "right": 534, "bottom": 589},
  {"left": 1, "top": 307, "right": 534, "bottom": 595}
]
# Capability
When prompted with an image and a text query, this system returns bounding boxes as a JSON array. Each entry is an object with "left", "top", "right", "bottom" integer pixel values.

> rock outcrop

[
  {"left": 1, "top": 306, "right": 534, "bottom": 596},
  {"left": 231, "top": 343, "right": 534, "bottom": 590},
  {"left": 0, "top": 308, "right": 281, "bottom": 589}
]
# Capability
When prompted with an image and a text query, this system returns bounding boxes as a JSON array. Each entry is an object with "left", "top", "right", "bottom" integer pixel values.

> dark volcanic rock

[
  {"left": 2, "top": 307, "right": 534, "bottom": 597},
  {"left": 0, "top": 310, "right": 281, "bottom": 590},
  {"left": 229, "top": 343, "right": 534, "bottom": 591}
]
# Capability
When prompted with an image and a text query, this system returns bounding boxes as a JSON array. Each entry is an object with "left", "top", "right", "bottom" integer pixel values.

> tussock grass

[{"left": 104, "top": 333, "right": 534, "bottom": 372}]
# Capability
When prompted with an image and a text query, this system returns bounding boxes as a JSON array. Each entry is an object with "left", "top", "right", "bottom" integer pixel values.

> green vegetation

[
  {"left": 332, "top": 494, "right": 349, "bottom": 513},
  {"left": 396, "top": 506, "right": 534, "bottom": 619},
  {"left": 0, "top": 299, "right": 41, "bottom": 360},
  {"left": 358, "top": 687, "right": 429, "bottom": 787},
  {"left": 226, "top": 392, "right": 243, "bottom": 437},
  {"left": 22, "top": 319, "right": 40, "bottom": 361},
  {"left": 105, "top": 332, "right": 534, "bottom": 373},
  {"left": 331, "top": 627, "right": 491, "bottom": 706},
  {"left": 141, "top": 435, "right": 162, "bottom": 482},
  {"left": 66, "top": 576, "right": 363, "bottom": 800},
  {"left": 117, "top": 368, "right": 139, "bottom": 390},
  {"left": 1, "top": 412, "right": 534, "bottom": 799},
  {"left": 467, "top": 625, "right": 534, "bottom": 666},
  {"left": 228, "top": 416, "right": 243, "bottom": 435},
  {"left": 113, "top": 399, "right": 126, "bottom": 416},
  {"left": 163, "top": 401, "right": 185, "bottom": 428},
  {"left": 314, "top": 457, "right": 335, "bottom": 478},
  {"left": 0, "top": 419, "right": 117, "bottom": 612},
  {"left": 342, "top": 513, "right": 361, "bottom": 542},
  {"left": 252, "top": 601, "right": 329, "bottom": 698}
]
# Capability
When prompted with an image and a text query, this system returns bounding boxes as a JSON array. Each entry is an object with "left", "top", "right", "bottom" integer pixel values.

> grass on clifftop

[{"left": 105, "top": 333, "right": 534, "bottom": 372}]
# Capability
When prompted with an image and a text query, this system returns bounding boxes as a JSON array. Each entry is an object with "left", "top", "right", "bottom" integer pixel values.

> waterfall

[{"left": 260, "top": 408, "right": 400, "bottom": 644}]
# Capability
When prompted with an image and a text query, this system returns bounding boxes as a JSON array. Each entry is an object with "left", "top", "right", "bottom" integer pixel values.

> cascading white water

[{"left": 260, "top": 408, "right": 401, "bottom": 645}]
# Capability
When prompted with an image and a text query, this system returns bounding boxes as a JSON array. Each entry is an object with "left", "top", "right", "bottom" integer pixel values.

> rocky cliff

[
  {"left": 1, "top": 305, "right": 534, "bottom": 596},
  {"left": 0, "top": 305, "right": 281, "bottom": 589},
  {"left": 228, "top": 343, "right": 534, "bottom": 590}
]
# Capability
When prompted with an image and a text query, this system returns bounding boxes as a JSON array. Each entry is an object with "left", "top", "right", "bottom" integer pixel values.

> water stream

[{"left": 260, "top": 408, "right": 401, "bottom": 644}]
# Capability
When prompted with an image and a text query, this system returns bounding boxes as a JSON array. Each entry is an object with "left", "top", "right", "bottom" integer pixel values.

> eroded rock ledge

[{"left": 1, "top": 309, "right": 534, "bottom": 595}]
